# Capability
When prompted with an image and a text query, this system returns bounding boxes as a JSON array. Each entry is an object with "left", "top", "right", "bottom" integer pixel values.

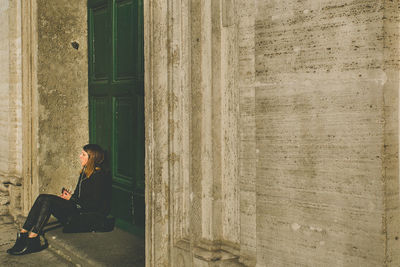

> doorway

[{"left": 88, "top": 0, "right": 144, "bottom": 235}]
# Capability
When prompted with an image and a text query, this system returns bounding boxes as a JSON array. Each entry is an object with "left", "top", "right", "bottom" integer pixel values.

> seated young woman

[{"left": 7, "top": 144, "right": 110, "bottom": 255}]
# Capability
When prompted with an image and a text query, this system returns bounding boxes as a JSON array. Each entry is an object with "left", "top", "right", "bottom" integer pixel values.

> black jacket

[{"left": 70, "top": 169, "right": 111, "bottom": 215}]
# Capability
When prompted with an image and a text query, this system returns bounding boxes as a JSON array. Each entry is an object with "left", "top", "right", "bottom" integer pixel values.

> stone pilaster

[
  {"left": 382, "top": 0, "right": 399, "bottom": 265},
  {"left": 146, "top": 0, "right": 241, "bottom": 266},
  {"left": 21, "top": 0, "right": 39, "bottom": 216},
  {"left": 144, "top": 0, "right": 170, "bottom": 265},
  {"left": 0, "top": 0, "right": 24, "bottom": 220}
]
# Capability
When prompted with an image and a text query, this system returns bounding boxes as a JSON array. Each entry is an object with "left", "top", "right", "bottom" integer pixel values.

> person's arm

[
  {"left": 69, "top": 175, "right": 82, "bottom": 204},
  {"left": 78, "top": 171, "right": 106, "bottom": 211}
]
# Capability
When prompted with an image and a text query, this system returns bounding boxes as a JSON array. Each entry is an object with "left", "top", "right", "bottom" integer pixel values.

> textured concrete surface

[
  {"left": 0, "top": 215, "right": 73, "bottom": 266},
  {"left": 0, "top": 0, "right": 89, "bottom": 219},
  {"left": 45, "top": 223, "right": 145, "bottom": 267},
  {"left": 36, "top": 0, "right": 88, "bottom": 196},
  {"left": 1, "top": 214, "right": 145, "bottom": 267}
]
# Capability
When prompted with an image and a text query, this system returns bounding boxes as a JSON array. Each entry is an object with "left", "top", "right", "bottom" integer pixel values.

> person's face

[{"left": 79, "top": 150, "right": 89, "bottom": 167}]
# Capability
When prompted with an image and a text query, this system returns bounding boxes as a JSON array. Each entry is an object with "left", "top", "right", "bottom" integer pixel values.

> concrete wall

[{"left": 36, "top": 0, "right": 88, "bottom": 195}]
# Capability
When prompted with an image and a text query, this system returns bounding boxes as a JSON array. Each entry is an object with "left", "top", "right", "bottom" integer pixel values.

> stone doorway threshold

[{"left": 43, "top": 220, "right": 145, "bottom": 267}]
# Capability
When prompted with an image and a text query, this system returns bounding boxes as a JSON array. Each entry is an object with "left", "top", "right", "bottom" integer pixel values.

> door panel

[
  {"left": 111, "top": 184, "right": 133, "bottom": 222},
  {"left": 115, "top": 0, "right": 137, "bottom": 79},
  {"left": 113, "top": 97, "right": 135, "bottom": 179},
  {"left": 88, "top": 0, "right": 144, "bottom": 235},
  {"left": 89, "top": 96, "right": 110, "bottom": 150},
  {"left": 90, "top": 4, "right": 110, "bottom": 81}
]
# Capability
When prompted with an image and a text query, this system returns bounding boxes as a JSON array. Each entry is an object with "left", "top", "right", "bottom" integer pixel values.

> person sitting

[{"left": 7, "top": 144, "right": 111, "bottom": 255}]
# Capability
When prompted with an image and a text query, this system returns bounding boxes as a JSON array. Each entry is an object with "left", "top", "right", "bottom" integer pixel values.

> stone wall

[
  {"left": 0, "top": 0, "right": 23, "bottom": 221},
  {"left": 382, "top": 0, "right": 399, "bottom": 264},
  {"left": 0, "top": 0, "right": 397, "bottom": 266},
  {"left": 0, "top": 0, "right": 11, "bottom": 176},
  {"left": 11, "top": 0, "right": 89, "bottom": 216},
  {"left": 238, "top": 0, "right": 399, "bottom": 266},
  {"left": 35, "top": 0, "right": 88, "bottom": 195},
  {"left": 0, "top": 0, "right": 11, "bottom": 220},
  {"left": 145, "top": 0, "right": 241, "bottom": 266},
  {"left": 146, "top": 0, "right": 400, "bottom": 266}
]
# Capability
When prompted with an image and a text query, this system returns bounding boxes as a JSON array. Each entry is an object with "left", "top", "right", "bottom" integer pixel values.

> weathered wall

[
  {"left": 238, "top": 0, "right": 399, "bottom": 266},
  {"left": 145, "top": 0, "right": 241, "bottom": 266},
  {"left": 0, "top": 1, "right": 11, "bottom": 176},
  {"left": 0, "top": 1, "right": 11, "bottom": 219},
  {"left": 36, "top": 0, "right": 88, "bottom": 195},
  {"left": 10, "top": 0, "right": 397, "bottom": 265},
  {"left": 0, "top": 0, "right": 23, "bottom": 221},
  {"left": 146, "top": 0, "right": 400, "bottom": 266},
  {"left": 382, "top": 0, "right": 399, "bottom": 265}
]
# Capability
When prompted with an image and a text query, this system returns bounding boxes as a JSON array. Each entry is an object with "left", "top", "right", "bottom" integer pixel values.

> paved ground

[
  {"left": 44, "top": 221, "right": 145, "bottom": 267},
  {"left": 0, "top": 215, "right": 74, "bottom": 267},
  {"left": 0, "top": 215, "right": 145, "bottom": 267}
]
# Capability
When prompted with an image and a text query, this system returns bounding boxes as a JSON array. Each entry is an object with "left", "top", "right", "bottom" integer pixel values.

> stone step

[{"left": 44, "top": 222, "right": 145, "bottom": 267}]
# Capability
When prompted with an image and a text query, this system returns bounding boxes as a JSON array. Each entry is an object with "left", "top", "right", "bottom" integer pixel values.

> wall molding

[
  {"left": 21, "top": 0, "right": 39, "bottom": 216},
  {"left": 145, "top": 0, "right": 240, "bottom": 265}
]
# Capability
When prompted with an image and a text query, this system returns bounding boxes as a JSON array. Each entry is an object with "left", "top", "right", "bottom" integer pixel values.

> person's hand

[{"left": 60, "top": 188, "right": 72, "bottom": 200}]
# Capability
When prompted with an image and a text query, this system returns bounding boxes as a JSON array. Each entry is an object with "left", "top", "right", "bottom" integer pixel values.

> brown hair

[{"left": 81, "top": 144, "right": 104, "bottom": 178}]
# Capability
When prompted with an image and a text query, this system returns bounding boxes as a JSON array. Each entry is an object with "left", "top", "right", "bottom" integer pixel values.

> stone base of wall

[{"left": 0, "top": 176, "right": 23, "bottom": 225}]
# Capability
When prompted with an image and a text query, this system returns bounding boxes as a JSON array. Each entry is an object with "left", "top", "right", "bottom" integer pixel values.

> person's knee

[{"left": 36, "top": 194, "right": 51, "bottom": 204}]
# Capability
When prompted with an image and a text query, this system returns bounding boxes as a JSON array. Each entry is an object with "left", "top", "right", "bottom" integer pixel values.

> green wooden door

[{"left": 88, "top": 0, "right": 144, "bottom": 235}]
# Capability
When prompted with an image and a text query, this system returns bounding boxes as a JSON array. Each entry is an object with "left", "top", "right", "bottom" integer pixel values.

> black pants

[{"left": 22, "top": 194, "right": 78, "bottom": 234}]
